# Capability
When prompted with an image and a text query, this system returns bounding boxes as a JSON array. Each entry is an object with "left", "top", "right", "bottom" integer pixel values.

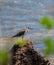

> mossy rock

[{"left": 8, "top": 41, "right": 50, "bottom": 65}]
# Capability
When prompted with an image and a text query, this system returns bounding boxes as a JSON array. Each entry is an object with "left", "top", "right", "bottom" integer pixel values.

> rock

[{"left": 8, "top": 41, "right": 50, "bottom": 65}]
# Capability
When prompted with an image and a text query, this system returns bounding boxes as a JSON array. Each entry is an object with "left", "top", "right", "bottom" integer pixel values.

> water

[
  {"left": 0, "top": 0, "right": 54, "bottom": 63},
  {"left": 0, "top": 0, "right": 54, "bottom": 36}
]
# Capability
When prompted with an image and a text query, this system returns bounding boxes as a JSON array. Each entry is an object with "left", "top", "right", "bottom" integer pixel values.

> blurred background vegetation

[{"left": 39, "top": 16, "right": 54, "bottom": 56}]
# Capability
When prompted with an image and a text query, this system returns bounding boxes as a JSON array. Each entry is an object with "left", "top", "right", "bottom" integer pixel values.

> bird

[
  {"left": 12, "top": 27, "right": 32, "bottom": 38},
  {"left": 11, "top": 27, "right": 33, "bottom": 47}
]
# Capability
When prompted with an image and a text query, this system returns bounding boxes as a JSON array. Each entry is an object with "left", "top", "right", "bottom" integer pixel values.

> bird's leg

[{"left": 22, "top": 35, "right": 24, "bottom": 41}]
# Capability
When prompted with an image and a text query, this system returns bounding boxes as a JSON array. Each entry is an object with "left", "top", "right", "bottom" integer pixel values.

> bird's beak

[{"left": 28, "top": 27, "right": 33, "bottom": 30}]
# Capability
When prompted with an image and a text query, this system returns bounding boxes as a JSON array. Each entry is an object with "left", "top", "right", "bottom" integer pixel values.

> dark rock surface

[{"left": 9, "top": 41, "right": 50, "bottom": 65}]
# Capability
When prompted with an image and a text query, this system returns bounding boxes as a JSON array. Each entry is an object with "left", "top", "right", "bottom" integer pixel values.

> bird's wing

[{"left": 12, "top": 30, "right": 25, "bottom": 37}]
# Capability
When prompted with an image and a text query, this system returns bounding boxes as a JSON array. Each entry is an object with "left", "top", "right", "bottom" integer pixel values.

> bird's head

[{"left": 24, "top": 26, "right": 33, "bottom": 32}]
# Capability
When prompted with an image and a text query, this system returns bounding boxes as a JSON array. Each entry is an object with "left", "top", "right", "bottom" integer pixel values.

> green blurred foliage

[
  {"left": 43, "top": 37, "right": 54, "bottom": 56},
  {"left": 0, "top": 49, "right": 8, "bottom": 65},
  {"left": 39, "top": 16, "right": 54, "bottom": 56},
  {"left": 14, "top": 38, "right": 26, "bottom": 47},
  {"left": 39, "top": 16, "right": 54, "bottom": 29}
]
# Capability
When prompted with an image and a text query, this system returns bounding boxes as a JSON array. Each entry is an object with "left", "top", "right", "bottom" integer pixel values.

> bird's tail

[{"left": 11, "top": 35, "right": 17, "bottom": 38}]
